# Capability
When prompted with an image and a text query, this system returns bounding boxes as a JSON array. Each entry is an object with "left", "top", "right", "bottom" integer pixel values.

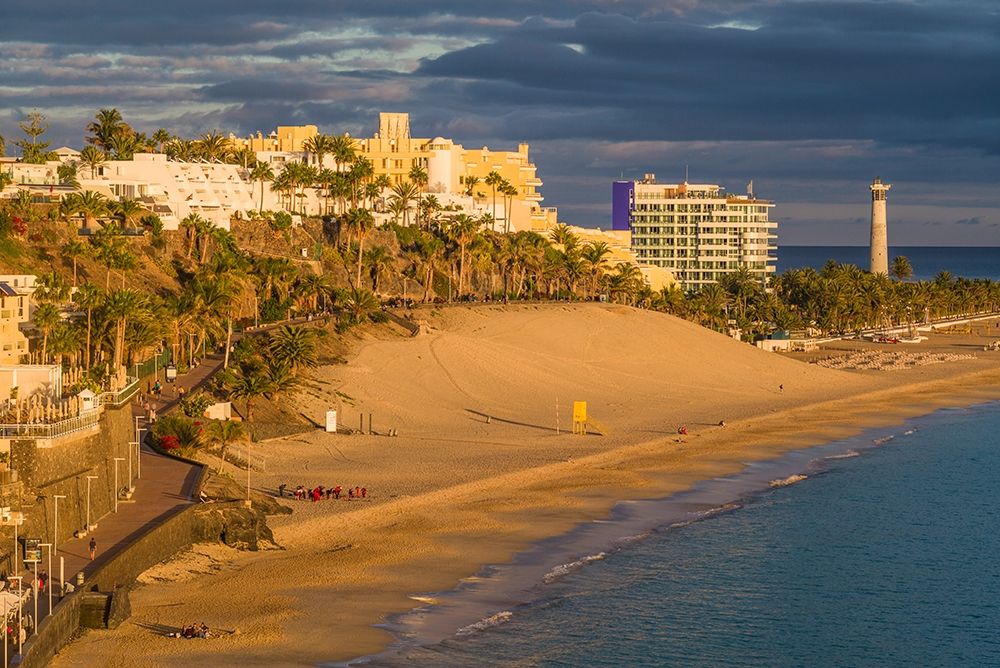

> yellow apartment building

[
  {"left": 242, "top": 125, "right": 319, "bottom": 153},
  {"left": 241, "top": 113, "right": 555, "bottom": 231},
  {"left": 0, "top": 281, "right": 30, "bottom": 364}
]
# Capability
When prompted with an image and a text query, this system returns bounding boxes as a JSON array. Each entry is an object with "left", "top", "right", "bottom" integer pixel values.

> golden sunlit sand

[{"left": 50, "top": 304, "right": 1000, "bottom": 667}]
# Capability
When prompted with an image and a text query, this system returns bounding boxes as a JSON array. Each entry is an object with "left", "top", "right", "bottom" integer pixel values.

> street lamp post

[
  {"left": 136, "top": 428, "right": 145, "bottom": 480},
  {"left": 11, "top": 519, "right": 17, "bottom": 579},
  {"left": 52, "top": 494, "right": 65, "bottom": 573},
  {"left": 85, "top": 476, "right": 98, "bottom": 531},
  {"left": 127, "top": 443, "right": 136, "bottom": 491},
  {"left": 113, "top": 458, "right": 125, "bottom": 512},
  {"left": 39, "top": 543, "right": 52, "bottom": 617}
]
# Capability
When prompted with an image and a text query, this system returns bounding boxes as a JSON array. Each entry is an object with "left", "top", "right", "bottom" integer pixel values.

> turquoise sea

[
  {"left": 777, "top": 246, "right": 1000, "bottom": 281},
  {"left": 352, "top": 402, "right": 1000, "bottom": 667}
]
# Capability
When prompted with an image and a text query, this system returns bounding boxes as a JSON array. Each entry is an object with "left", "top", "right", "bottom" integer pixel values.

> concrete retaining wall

[
  {"left": 17, "top": 488, "right": 215, "bottom": 668},
  {"left": 4, "top": 403, "right": 134, "bottom": 577}
]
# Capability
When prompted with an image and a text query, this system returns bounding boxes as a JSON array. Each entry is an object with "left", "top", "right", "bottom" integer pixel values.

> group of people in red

[
  {"left": 277, "top": 484, "right": 368, "bottom": 501},
  {"left": 168, "top": 622, "right": 210, "bottom": 639}
]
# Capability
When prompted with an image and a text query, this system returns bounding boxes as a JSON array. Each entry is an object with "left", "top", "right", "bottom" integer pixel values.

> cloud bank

[{"left": 2, "top": 0, "right": 999, "bottom": 243}]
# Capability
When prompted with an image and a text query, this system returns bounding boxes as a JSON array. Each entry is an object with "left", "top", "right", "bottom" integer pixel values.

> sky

[{"left": 2, "top": 0, "right": 999, "bottom": 245}]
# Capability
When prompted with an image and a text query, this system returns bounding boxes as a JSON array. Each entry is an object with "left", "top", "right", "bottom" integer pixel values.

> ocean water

[
  {"left": 777, "top": 246, "right": 1000, "bottom": 281},
  {"left": 355, "top": 403, "right": 1000, "bottom": 667}
]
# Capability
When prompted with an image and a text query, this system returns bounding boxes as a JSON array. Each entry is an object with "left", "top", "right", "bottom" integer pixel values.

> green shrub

[
  {"left": 151, "top": 414, "right": 205, "bottom": 452},
  {"left": 180, "top": 391, "right": 214, "bottom": 418}
]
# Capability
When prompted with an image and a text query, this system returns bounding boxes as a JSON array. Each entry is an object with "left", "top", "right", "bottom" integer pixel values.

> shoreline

[
  {"left": 304, "top": 366, "right": 1000, "bottom": 665},
  {"left": 48, "top": 306, "right": 1000, "bottom": 667},
  {"left": 360, "top": 398, "right": 990, "bottom": 664}
]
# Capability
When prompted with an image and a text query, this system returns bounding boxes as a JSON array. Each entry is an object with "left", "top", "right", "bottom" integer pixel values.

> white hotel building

[
  {"left": 79, "top": 153, "right": 258, "bottom": 231},
  {"left": 612, "top": 174, "right": 777, "bottom": 291}
]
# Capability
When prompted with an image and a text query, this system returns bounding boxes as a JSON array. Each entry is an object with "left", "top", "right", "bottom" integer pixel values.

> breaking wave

[{"left": 542, "top": 552, "right": 607, "bottom": 584}]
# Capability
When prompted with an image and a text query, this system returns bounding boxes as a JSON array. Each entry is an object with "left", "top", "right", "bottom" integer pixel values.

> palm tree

[
  {"left": 690, "top": 282, "right": 729, "bottom": 330},
  {"left": 303, "top": 133, "right": 336, "bottom": 169},
  {"left": 107, "top": 131, "right": 141, "bottom": 160},
  {"left": 408, "top": 164, "right": 428, "bottom": 188},
  {"left": 719, "top": 267, "right": 762, "bottom": 323},
  {"left": 75, "top": 190, "right": 109, "bottom": 231},
  {"left": 485, "top": 171, "right": 503, "bottom": 221},
  {"left": 152, "top": 129, "right": 171, "bottom": 153},
  {"left": 32, "top": 302, "right": 61, "bottom": 363},
  {"left": 196, "top": 131, "right": 231, "bottom": 162},
  {"left": 57, "top": 162, "right": 80, "bottom": 189},
  {"left": 48, "top": 321, "right": 83, "bottom": 368},
  {"left": 208, "top": 419, "right": 248, "bottom": 473},
  {"left": 316, "top": 168, "right": 341, "bottom": 215},
  {"left": 582, "top": 242, "right": 611, "bottom": 298},
  {"left": 194, "top": 217, "right": 218, "bottom": 264},
  {"left": 549, "top": 223, "right": 577, "bottom": 248},
  {"left": 229, "top": 370, "right": 272, "bottom": 423},
  {"left": 364, "top": 245, "right": 395, "bottom": 293},
  {"left": 74, "top": 282, "right": 103, "bottom": 369},
  {"left": 265, "top": 360, "right": 300, "bottom": 399},
  {"left": 390, "top": 181, "right": 420, "bottom": 227},
  {"left": 606, "top": 264, "right": 644, "bottom": 305},
  {"left": 229, "top": 146, "right": 257, "bottom": 169},
  {"left": 347, "top": 158, "right": 374, "bottom": 208},
  {"left": 62, "top": 240, "right": 88, "bottom": 286},
  {"left": 420, "top": 194, "right": 442, "bottom": 230},
  {"left": 449, "top": 214, "right": 480, "bottom": 296},
  {"left": 79, "top": 146, "right": 107, "bottom": 179},
  {"left": 362, "top": 181, "right": 381, "bottom": 211},
  {"left": 501, "top": 182, "right": 518, "bottom": 233},
  {"left": 417, "top": 235, "right": 445, "bottom": 302},
  {"left": 179, "top": 213, "right": 203, "bottom": 258},
  {"left": 112, "top": 198, "right": 145, "bottom": 229},
  {"left": 268, "top": 325, "right": 318, "bottom": 373},
  {"left": 387, "top": 198, "right": 407, "bottom": 225},
  {"left": 330, "top": 134, "right": 356, "bottom": 173},
  {"left": 891, "top": 255, "right": 913, "bottom": 281},
  {"left": 33, "top": 272, "right": 71, "bottom": 303},
  {"left": 344, "top": 287, "right": 379, "bottom": 323},
  {"left": 463, "top": 175, "right": 480, "bottom": 198},
  {"left": 104, "top": 288, "right": 147, "bottom": 381},
  {"left": 344, "top": 208, "right": 375, "bottom": 288},
  {"left": 86, "top": 108, "right": 128, "bottom": 150}
]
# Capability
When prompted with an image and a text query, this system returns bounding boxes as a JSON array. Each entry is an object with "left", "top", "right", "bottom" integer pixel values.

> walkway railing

[{"left": 98, "top": 377, "right": 140, "bottom": 407}]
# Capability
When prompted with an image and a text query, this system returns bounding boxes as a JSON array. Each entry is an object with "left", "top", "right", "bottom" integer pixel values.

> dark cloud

[{"left": 0, "top": 0, "right": 999, "bottom": 240}]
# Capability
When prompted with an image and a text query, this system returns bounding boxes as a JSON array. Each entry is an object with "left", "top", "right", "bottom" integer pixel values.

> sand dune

[
  {"left": 51, "top": 304, "right": 1000, "bottom": 667},
  {"left": 310, "top": 304, "right": 862, "bottom": 438}
]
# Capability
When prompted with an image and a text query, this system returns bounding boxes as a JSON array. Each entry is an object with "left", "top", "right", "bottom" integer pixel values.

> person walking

[{"left": 89, "top": 537, "right": 97, "bottom": 561}]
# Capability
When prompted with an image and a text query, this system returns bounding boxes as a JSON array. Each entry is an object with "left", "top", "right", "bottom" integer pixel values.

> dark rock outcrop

[{"left": 192, "top": 504, "right": 276, "bottom": 551}]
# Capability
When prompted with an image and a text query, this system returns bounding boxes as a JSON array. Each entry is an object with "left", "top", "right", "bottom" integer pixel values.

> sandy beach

[{"left": 50, "top": 304, "right": 1000, "bottom": 667}]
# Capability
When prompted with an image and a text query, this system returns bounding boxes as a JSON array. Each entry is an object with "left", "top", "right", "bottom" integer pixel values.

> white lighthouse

[{"left": 869, "top": 177, "right": 891, "bottom": 275}]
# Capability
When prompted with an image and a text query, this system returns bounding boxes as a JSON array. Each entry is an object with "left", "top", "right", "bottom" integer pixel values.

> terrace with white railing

[{"left": 0, "top": 376, "right": 139, "bottom": 440}]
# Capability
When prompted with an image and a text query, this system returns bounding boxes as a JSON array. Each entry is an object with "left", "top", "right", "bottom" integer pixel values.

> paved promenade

[
  {"left": 6, "top": 358, "right": 221, "bottom": 661},
  {"left": 6, "top": 316, "right": 332, "bottom": 661}
]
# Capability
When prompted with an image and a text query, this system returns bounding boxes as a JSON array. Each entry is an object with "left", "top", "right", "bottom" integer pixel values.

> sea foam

[
  {"left": 542, "top": 552, "right": 607, "bottom": 584},
  {"left": 455, "top": 610, "right": 513, "bottom": 636}
]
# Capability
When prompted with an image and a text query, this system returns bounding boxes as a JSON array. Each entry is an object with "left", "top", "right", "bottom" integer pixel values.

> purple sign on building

[{"left": 612, "top": 181, "right": 634, "bottom": 231}]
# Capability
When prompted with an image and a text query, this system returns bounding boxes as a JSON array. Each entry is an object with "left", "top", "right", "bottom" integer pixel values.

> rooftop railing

[
  {"left": 0, "top": 408, "right": 101, "bottom": 440},
  {"left": 0, "top": 375, "right": 139, "bottom": 440}
]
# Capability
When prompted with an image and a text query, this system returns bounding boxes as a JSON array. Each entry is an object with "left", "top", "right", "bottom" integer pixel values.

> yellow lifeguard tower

[{"left": 572, "top": 401, "right": 587, "bottom": 435}]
